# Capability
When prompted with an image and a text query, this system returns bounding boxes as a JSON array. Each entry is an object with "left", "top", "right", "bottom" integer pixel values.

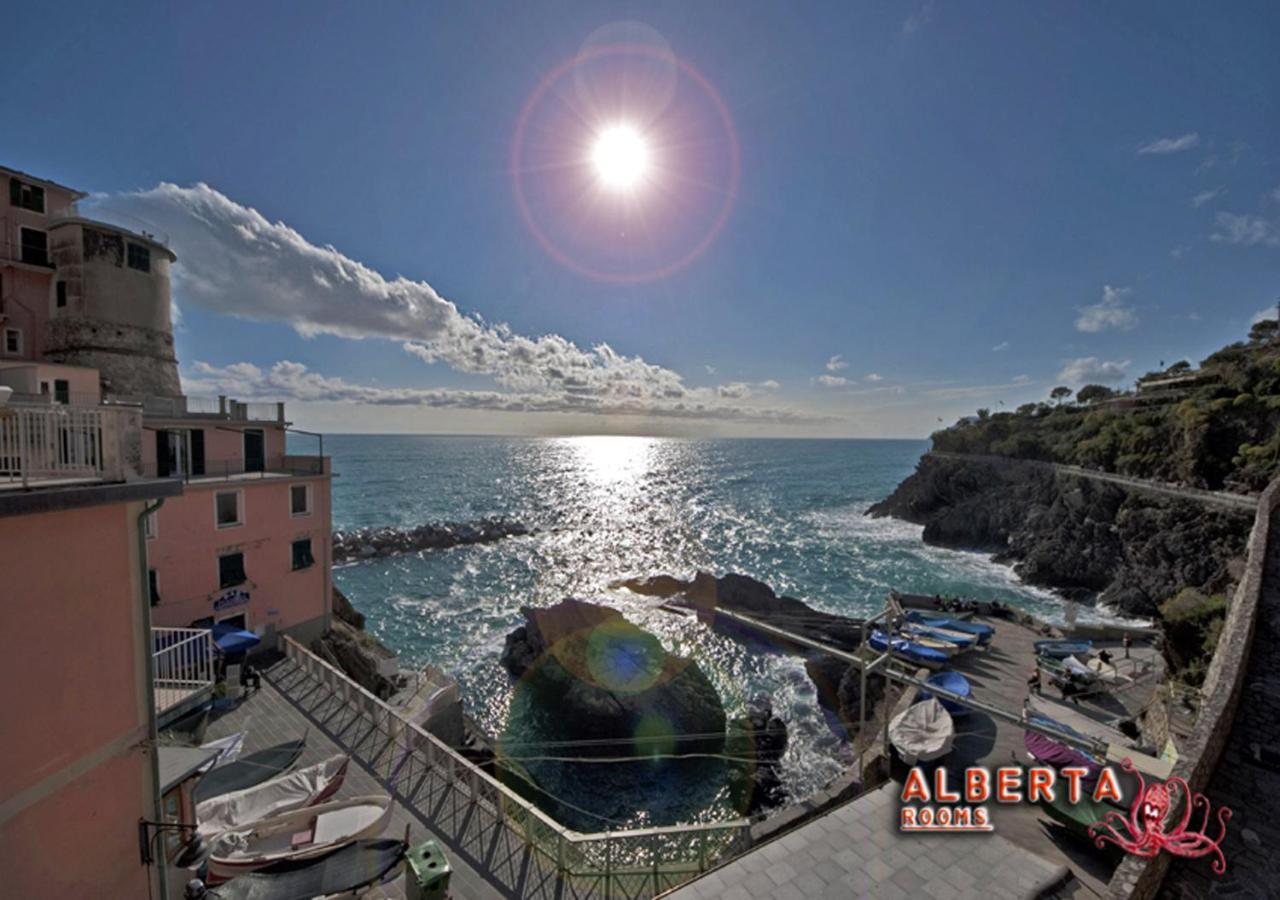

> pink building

[{"left": 1, "top": 162, "right": 334, "bottom": 898}]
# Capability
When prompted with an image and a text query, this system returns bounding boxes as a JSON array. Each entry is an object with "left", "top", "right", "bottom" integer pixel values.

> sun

[{"left": 591, "top": 124, "right": 651, "bottom": 191}]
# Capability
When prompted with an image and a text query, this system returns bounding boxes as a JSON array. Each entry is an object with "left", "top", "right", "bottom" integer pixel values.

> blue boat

[
  {"left": 868, "top": 629, "right": 949, "bottom": 668},
  {"left": 907, "top": 612, "right": 994, "bottom": 645},
  {"left": 1034, "top": 639, "right": 1093, "bottom": 659},
  {"left": 921, "top": 670, "right": 972, "bottom": 714},
  {"left": 904, "top": 623, "right": 978, "bottom": 649}
]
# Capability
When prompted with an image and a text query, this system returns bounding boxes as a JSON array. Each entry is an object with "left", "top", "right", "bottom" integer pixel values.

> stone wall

[
  {"left": 42, "top": 315, "right": 181, "bottom": 397},
  {"left": 1104, "top": 475, "right": 1280, "bottom": 899}
]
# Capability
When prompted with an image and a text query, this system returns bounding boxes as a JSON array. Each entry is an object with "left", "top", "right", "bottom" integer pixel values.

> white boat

[
  {"left": 898, "top": 629, "right": 960, "bottom": 657},
  {"left": 196, "top": 754, "right": 350, "bottom": 838},
  {"left": 1086, "top": 656, "right": 1133, "bottom": 686},
  {"left": 889, "top": 698, "right": 955, "bottom": 764},
  {"left": 206, "top": 794, "right": 393, "bottom": 882}
]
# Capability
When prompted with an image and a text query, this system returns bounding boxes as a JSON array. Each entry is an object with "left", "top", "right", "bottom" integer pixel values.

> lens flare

[{"left": 591, "top": 124, "right": 651, "bottom": 191}]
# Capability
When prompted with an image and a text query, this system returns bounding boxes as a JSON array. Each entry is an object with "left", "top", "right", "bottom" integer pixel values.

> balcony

[
  {"left": 104, "top": 394, "right": 286, "bottom": 424},
  {"left": 142, "top": 453, "right": 327, "bottom": 483},
  {"left": 153, "top": 627, "right": 215, "bottom": 727},
  {"left": 0, "top": 404, "right": 130, "bottom": 488}
]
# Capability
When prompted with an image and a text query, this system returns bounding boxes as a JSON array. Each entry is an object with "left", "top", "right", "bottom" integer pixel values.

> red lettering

[
  {"left": 900, "top": 807, "right": 917, "bottom": 829},
  {"left": 934, "top": 767, "right": 960, "bottom": 803},
  {"left": 966, "top": 768, "right": 990, "bottom": 803},
  {"left": 1028, "top": 767, "right": 1055, "bottom": 803},
  {"left": 1093, "top": 767, "right": 1123, "bottom": 805},
  {"left": 902, "top": 768, "right": 930, "bottom": 803},
  {"left": 996, "top": 767, "right": 1022, "bottom": 802},
  {"left": 1061, "top": 767, "right": 1088, "bottom": 804}
]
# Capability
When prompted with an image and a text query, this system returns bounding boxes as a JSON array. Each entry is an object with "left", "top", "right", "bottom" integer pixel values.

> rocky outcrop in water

[
  {"left": 869, "top": 454, "right": 1251, "bottom": 617},
  {"left": 805, "top": 654, "right": 886, "bottom": 741},
  {"left": 332, "top": 517, "right": 529, "bottom": 563},
  {"left": 726, "top": 697, "right": 788, "bottom": 814},
  {"left": 500, "top": 599, "right": 726, "bottom": 754},
  {"left": 615, "top": 571, "right": 864, "bottom": 650},
  {"left": 311, "top": 592, "right": 402, "bottom": 700}
]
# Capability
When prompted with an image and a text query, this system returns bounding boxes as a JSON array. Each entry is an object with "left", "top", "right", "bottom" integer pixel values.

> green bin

[{"left": 405, "top": 839, "right": 452, "bottom": 900}]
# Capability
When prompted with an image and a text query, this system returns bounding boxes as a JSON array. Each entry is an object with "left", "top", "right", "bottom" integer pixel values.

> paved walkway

[
  {"left": 201, "top": 663, "right": 511, "bottom": 900},
  {"left": 667, "top": 783, "right": 1066, "bottom": 899},
  {"left": 1165, "top": 508, "right": 1280, "bottom": 898},
  {"left": 928, "top": 452, "right": 1258, "bottom": 511}
]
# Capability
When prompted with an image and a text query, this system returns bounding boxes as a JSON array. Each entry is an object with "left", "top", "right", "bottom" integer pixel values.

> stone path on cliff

[
  {"left": 1164, "top": 506, "right": 1280, "bottom": 898},
  {"left": 927, "top": 451, "right": 1258, "bottom": 511}
]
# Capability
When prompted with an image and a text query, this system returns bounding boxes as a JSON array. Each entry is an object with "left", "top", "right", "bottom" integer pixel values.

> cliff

[{"left": 869, "top": 454, "right": 1251, "bottom": 618}]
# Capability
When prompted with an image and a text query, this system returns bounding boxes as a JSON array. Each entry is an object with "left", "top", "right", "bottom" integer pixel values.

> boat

[
  {"left": 1034, "top": 639, "right": 1093, "bottom": 659},
  {"left": 867, "top": 629, "right": 949, "bottom": 669},
  {"left": 197, "top": 754, "right": 351, "bottom": 838},
  {"left": 1025, "top": 695, "right": 1134, "bottom": 748},
  {"left": 1038, "top": 790, "right": 1126, "bottom": 842},
  {"left": 888, "top": 698, "right": 955, "bottom": 764},
  {"left": 1037, "top": 654, "right": 1098, "bottom": 685},
  {"left": 1086, "top": 656, "right": 1132, "bottom": 685},
  {"left": 903, "top": 622, "right": 979, "bottom": 649},
  {"left": 896, "top": 629, "right": 962, "bottom": 657},
  {"left": 194, "top": 738, "right": 307, "bottom": 804},
  {"left": 206, "top": 795, "right": 394, "bottom": 882},
  {"left": 199, "top": 731, "right": 246, "bottom": 771},
  {"left": 906, "top": 612, "right": 994, "bottom": 644},
  {"left": 208, "top": 838, "right": 407, "bottom": 900},
  {"left": 920, "top": 670, "right": 972, "bottom": 715}
]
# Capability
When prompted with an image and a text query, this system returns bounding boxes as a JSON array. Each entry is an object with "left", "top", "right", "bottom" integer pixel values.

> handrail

[
  {"left": 152, "top": 627, "right": 215, "bottom": 716},
  {"left": 279, "top": 636, "right": 753, "bottom": 891}
]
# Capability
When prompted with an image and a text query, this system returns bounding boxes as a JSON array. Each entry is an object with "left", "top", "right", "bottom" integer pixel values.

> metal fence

[
  {"left": 280, "top": 637, "right": 752, "bottom": 898},
  {"left": 0, "top": 405, "right": 110, "bottom": 486},
  {"left": 152, "top": 627, "right": 215, "bottom": 718}
]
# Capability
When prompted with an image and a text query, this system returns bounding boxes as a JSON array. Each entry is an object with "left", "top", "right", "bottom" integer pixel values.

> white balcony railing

[
  {"left": 153, "top": 627, "right": 215, "bottom": 721},
  {"left": 0, "top": 406, "right": 115, "bottom": 486}
]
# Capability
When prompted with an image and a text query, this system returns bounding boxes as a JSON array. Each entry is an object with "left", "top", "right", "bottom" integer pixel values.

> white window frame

[
  {"left": 2, "top": 327, "right": 21, "bottom": 356},
  {"left": 214, "top": 489, "right": 244, "bottom": 529},
  {"left": 289, "top": 482, "right": 313, "bottom": 518},
  {"left": 144, "top": 510, "right": 158, "bottom": 540}
]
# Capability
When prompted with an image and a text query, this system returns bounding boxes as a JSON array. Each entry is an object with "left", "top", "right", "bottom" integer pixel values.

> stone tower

[{"left": 43, "top": 218, "right": 182, "bottom": 397}]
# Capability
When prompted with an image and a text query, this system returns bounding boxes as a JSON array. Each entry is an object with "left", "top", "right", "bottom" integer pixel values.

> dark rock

[
  {"left": 870, "top": 455, "right": 1251, "bottom": 617},
  {"left": 500, "top": 599, "right": 726, "bottom": 754},
  {"left": 332, "top": 585, "right": 365, "bottom": 630},
  {"left": 726, "top": 697, "right": 789, "bottom": 814},
  {"left": 333, "top": 517, "right": 529, "bottom": 563},
  {"left": 311, "top": 620, "right": 400, "bottom": 699},
  {"left": 806, "top": 655, "right": 885, "bottom": 739}
]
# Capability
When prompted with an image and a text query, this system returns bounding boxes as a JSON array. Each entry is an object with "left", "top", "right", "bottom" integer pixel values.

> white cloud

[
  {"left": 1210, "top": 212, "right": 1280, "bottom": 247},
  {"left": 902, "top": 1, "right": 935, "bottom": 35},
  {"left": 1191, "top": 187, "right": 1224, "bottom": 208},
  {"left": 991, "top": 341, "right": 1010, "bottom": 352},
  {"left": 1057, "top": 357, "right": 1131, "bottom": 385},
  {"left": 85, "top": 183, "right": 812, "bottom": 425},
  {"left": 813, "top": 374, "right": 850, "bottom": 388},
  {"left": 825, "top": 354, "right": 849, "bottom": 372},
  {"left": 864, "top": 373, "right": 883, "bottom": 382},
  {"left": 1012, "top": 374, "right": 1032, "bottom": 384},
  {"left": 1272, "top": 186, "right": 1280, "bottom": 203},
  {"left": 1170, "top": 246, "right": 1188, "bottom": 260},
  {"left": 704, "top": 364, "right": 716, "bottom": 375},
  {"left": 1137, "top": 133, "right": 1200, "bottom": 155},
  {"left": 1251, "top": 307, "right": 1277, "bottom": 325},
  {"left": 1075, "top": 285, "right": 1138, "bottom": 333},
  {"left": 186, "top": 361, "right": 823, "bottom": 424}
]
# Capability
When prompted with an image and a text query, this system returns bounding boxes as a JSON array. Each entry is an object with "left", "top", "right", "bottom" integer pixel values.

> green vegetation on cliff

[{"left": 933, "top": 321, "right": 1280, "bottom": 493}]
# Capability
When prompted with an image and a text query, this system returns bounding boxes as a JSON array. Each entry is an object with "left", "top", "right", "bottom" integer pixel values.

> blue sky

[{"left": 4, "top": 1, "right": 1279, "bottom": 436}]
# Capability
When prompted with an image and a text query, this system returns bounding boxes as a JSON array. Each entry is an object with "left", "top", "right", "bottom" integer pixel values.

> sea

[{"left": 323, "top": 435, "right": 1117, "bottom": 830}]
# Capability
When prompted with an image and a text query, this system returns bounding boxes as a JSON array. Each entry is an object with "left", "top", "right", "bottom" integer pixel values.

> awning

[{"left": 212, "top": 623, "right": 261, "bottom": 655}]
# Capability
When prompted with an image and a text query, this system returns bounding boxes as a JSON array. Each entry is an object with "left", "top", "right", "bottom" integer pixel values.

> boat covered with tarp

[
  {"left": 903, "top": 623, "right": 979, "bottom": 649},
  {"left": 1025, "top": 694, "right": 1134, "bottom": 748},
  {"left": 1034, "top": 639, "right": 1093, "bottom": 659},
  {"left": 197, "top": 754, "right": 350, "bottom": 838},
  {"left": 868, "top": 629, "right": 948, "bottom": 669},
  {"left": 906, "top": 612, "right": 994, "bottom": 645},
  {"left": 1038, "top": 789, "right": 1126, "bottom": 842},
  {"left": 889, "top": 698, "right": 955, "bottom": 764},
  {"left": 195, "top": 738, "right": 306, "bottom": 804},
  {"left": 207, "top": 794, "right": 394, "bottom": 881},
  {"left": 921, "top": 670, "right": 972, "bottom": 715},
  {"left": 208, "top": 838, "right": 407, "bottom": 900}
]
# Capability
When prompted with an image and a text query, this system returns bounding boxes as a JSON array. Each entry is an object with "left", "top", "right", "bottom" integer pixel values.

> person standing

[{"left": 1123, "top": 633, "right": 1132, "bottom": 659}]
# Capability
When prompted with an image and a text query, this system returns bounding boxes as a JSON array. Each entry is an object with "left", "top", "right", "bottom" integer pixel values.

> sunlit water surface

[{"left": 321, "top": 435, "right": 1114, "bottom": 829}]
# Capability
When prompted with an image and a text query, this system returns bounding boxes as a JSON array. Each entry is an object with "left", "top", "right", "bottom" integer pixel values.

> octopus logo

[{"left": 1088, "top": 759, "right": 1233, "bottom": 875}]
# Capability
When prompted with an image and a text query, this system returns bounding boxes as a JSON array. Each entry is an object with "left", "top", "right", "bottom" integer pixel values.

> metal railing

[
  {"left": 152, "top": 627, "right": 215, "bottom": 718},
  {"left": 140, "top": 454, "right": 324, "bottom": 482},
  {"left": 0, "top": 405, "right": 111, "bottom": 486},
  {"left": 280, "top": 636, "right": 752, "bottom": 897}
]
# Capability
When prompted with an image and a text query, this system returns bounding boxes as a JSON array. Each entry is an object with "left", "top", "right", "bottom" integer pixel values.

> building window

[
  {"left": 83, "top": 227, "right": 123, "bottom": 266},
  {"left": 3, "top": 328, "right": 20, "bottom": 355},
  {"left": 290, "top": 484, "right": 312, "bottom": 517},
  {"left": 53, "top": 379, "right": 69, "bottom": 405},
  {"left": 9, "top": 178, "right": 44, "bottom": 213},
  {"left": 218, "top": 552, "right": 246, "bottom": 589},
  {"left": 19, "top": 227, "right": 49, "bottom": 267},
  {"left": 55, "top": 281, "right": 67, "bottom": 308},
  {"left": 149, "top": 569, "right": 160, "bottom": 606},
  {"left": 144, "top": 510, "right": 158, "bottom": 540},
  {"left": 215, "top": 491, "right": 242, "bottom": 528},
  {"left": 127, "top": 242, "right": 151, "bottom": 273},
  {"left": 291, "top": 538, "right": 315, "bottom": 571}
]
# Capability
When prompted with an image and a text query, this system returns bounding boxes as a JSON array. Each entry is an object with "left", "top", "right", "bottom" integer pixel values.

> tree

[
  {"left": 1249, "top": 319, "right": 1278, "bottom": 343},
  {"left": 1076, "top": 384, "right": 1116, "bottom": 404},
  {"left": 976, "top": 408, "right": 990, "bottom": 420},
  {"left": 1050, "top": 386, "right": 1073, "bottom": 405},
  {"left": 1168, "top": 360, "right": 1192, "bottom": 373}
]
